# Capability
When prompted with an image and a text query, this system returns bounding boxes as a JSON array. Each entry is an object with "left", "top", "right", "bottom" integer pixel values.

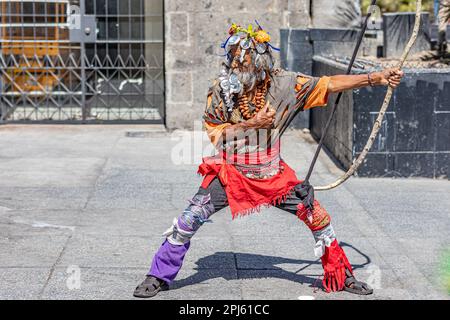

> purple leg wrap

[
  {"left": 147, "top": 193, "right": 214, "bottom": 283},
  {"left": 148, "top": 240, "right": 190, "bottom": 284}
]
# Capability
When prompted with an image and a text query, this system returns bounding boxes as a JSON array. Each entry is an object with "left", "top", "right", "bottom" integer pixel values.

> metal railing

[{"left": 0, "top": 0, "right": 164, "bottom": 123}]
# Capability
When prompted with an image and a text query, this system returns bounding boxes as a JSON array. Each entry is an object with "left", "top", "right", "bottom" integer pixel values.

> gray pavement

[{"left": 0, "top": 124, "right": 449, "bottom": 300}]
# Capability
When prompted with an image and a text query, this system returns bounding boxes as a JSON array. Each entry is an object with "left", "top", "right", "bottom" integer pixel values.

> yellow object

[
  {"left": 296, "top": 76, "right": 331, "bottom": 110},
  {"left": 204, "top": 122, "right": 232, "bottom": 146},
  {"left": 229, "top": 23, "right": 271, "bottom": 43},
  {"left": 1, "top": 1, "right": 68, "bottom": 94},
  {"left": 255, "top": 30, "right": 271, "bottom": 43}
]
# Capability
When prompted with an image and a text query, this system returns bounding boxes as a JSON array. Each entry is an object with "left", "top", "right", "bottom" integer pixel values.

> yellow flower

[
  {"left": 254, "top": 30, "right": 271, "bottom": 43},
  {"left": 228, "top": 23, "right": 238, "bottom": 35}
]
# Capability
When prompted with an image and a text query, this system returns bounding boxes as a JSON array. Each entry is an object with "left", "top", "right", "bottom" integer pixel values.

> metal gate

[{"left": 0, "top": 0, "right": 164, "bottom": 123}]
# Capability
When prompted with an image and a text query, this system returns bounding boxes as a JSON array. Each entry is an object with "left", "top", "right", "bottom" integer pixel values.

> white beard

[{"left": 231, "top": 67, "right": 263, "bottom": 95}]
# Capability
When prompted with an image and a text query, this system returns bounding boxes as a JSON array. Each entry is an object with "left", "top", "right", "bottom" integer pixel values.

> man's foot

[
  {"left": 343, "top": 269, "right": 373, "bottom": 295},
  {"left": 133, "top": 275, "right": 169, "bottom": 298}
]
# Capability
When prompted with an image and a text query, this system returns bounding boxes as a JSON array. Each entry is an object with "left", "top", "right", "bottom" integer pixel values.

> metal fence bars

[{"left": 0, "top": 0, "right": 164, "bottom": 123}]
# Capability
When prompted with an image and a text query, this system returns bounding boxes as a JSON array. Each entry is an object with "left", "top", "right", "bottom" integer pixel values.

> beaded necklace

[{"left": 237, "top": 77, "right": 271, "bottom": 120}]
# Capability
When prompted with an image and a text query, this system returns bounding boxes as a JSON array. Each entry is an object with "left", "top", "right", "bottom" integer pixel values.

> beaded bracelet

[{"left": 367, "top": 73, "right": 375, "bottom": 87}]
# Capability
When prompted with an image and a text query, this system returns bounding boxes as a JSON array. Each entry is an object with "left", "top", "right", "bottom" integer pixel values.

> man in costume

[{"left": 134, "top": 23, "right": 403, "bottom": 298}]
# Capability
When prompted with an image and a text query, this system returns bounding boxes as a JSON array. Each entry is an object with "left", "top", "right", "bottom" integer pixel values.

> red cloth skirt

[{"left": 197, "top": 143, "right": 300, "bottom": 218}]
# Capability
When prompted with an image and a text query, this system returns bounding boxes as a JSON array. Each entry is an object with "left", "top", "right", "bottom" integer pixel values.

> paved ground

[{"left": 0, "top": 124, "right": 448, "bottom": 300}]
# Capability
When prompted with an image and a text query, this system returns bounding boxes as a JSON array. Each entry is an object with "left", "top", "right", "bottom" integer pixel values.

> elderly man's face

[{"left": 230, "top": 45, "right": 255, "bottom": 72}]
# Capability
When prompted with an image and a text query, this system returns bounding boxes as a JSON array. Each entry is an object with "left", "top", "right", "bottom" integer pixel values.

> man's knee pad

[
  {"left": 296, "top": 200, "right": 331, "bottom": 231},
  {"left": 163, "top": 193, "right": 215, "bottom": 245}
]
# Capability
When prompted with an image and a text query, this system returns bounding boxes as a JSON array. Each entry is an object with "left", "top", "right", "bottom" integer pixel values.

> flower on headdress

[
  {"left": 228, "top": 23, "right": 240, "bottom": 35},
  {"left": 222, "top": 22, "right": 280, "bottom": 54},
  {"left": 254, "top": 30, "right": 271, "bottom": 43}
]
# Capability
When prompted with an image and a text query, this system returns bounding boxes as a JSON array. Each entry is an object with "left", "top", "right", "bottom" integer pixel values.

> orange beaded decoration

[{"left": 237, "top": 77, "right": 270, "bottom": 120}]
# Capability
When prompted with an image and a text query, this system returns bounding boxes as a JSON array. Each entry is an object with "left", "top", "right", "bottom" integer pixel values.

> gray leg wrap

[
  {"left": 163, "top": 193, "right": 215, "bottom": 246},
  {"left": 179, "top": 193, "right": 215, "bottom": 232},
  {"left": 163, "top": 218, "right": 195, "bottom": 246},
  {"left": 312, "top": 224, "right": 336, "bottom": 258}
]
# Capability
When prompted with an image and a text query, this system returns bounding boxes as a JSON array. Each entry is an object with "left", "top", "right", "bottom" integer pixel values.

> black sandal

[
  {"left": 133, "top": 276, "right": 169, "bottom": 298},
  {"left": 344, "top": 269, "right": 373, "bottom": 295}
]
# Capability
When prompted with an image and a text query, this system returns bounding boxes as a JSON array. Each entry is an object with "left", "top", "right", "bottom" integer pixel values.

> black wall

[
  {"left": 280, "top": 23, "right": 450, "bottom": 179},
  {"left": 312, "top": 56, "right": 450, "bottom": 179},
  {"left": 280, "top": 28, "right": 360, "bottom": 130}
]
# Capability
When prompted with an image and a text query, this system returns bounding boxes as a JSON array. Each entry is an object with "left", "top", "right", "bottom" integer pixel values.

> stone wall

[
  {"left": 311, "top": 0, "right": 361, "bottom": 29},
  {"left": 164, "top": 0, "right": 311, "bottom": 129}
]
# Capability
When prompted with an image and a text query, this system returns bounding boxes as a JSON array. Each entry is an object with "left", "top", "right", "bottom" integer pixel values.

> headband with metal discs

[{"left": 219, "top": 21, "right": 278, "bottom": 111}]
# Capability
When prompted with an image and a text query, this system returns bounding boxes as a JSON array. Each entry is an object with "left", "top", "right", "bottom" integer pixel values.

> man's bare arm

[
  {"left": 328, "top": 67, "right": 404, "bottom": 93},
  {"left": 215, "top": 66, "right": 404, "bottom": 145}
]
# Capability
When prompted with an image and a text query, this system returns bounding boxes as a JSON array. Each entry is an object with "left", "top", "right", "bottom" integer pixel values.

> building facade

[
  {"left": 0, "top": 0, "right": 314, "bottom": 127},
  {"left": 0, "top": 0, "right": 164, "bottom": 123},
  {"left": 164, "top": 0, "right": 311, "bottom": 129}
]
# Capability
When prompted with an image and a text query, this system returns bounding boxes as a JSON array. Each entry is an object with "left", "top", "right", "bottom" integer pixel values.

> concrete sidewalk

[{"left": 0, "top": 125, "right": 448, "bottom": 300}]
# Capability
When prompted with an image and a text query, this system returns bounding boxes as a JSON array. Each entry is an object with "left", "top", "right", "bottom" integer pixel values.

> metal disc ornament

[
  {"left": 229, "top": 73, "right": 239, "bottom": 85},
  {"left": 230, "top": 81, "right": 241, "bottom": 94},
  {"left": 240, "top": 38, "right": 251, "bottom": 50},
  {"left": 220, "top": 68, "right": 228, "bottom": 77},
  {"left": 256, "top": 42, "right": 267, "bottom": 54},
  {"left": 229, "top": 34, "right": 241, "bottom": 45},
  {"left": 225, "top": 35, "right": 240, "bottom": 53},
  {"left": 255, "top": 54, "right": 262, "bottom": 68},
  {"left": 239, "top": 48, "right": 246, "bottom": 63},
  {"left": 220, "top": 79, "right": 230, "bottom": 91}
]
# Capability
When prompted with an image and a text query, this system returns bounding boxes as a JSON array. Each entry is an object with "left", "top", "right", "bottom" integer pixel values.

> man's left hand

[
  {"left": 379, "top": 67, "right": 404, "bottom": 89},
  {"left": 295, "top": 182, "right": 315, "bottom": 211}
]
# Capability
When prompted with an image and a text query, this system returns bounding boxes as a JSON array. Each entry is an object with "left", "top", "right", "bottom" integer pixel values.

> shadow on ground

[{"left": 170, "top": 242, "right": 371, "bottom": 291}]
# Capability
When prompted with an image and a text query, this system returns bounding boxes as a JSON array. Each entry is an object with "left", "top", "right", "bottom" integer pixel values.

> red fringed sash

[
  {"left": 197, "top": 143, "right": 300, "bottom": 218},
  {"left": 222, "top": 161, "right": 300, "bottom": 218}
]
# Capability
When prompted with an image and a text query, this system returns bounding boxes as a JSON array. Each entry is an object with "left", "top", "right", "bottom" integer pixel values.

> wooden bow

[{"left": 316, "top": 0, "right": 423, "bottom": 191}]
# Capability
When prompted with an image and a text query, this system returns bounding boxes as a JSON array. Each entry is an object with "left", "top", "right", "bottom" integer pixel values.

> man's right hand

[
  {"left": 220, "top": 102, "right": 276, "bottom": 146},
  {"left": 247, "top": 102, "right": 276, "bottom": 129}
]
